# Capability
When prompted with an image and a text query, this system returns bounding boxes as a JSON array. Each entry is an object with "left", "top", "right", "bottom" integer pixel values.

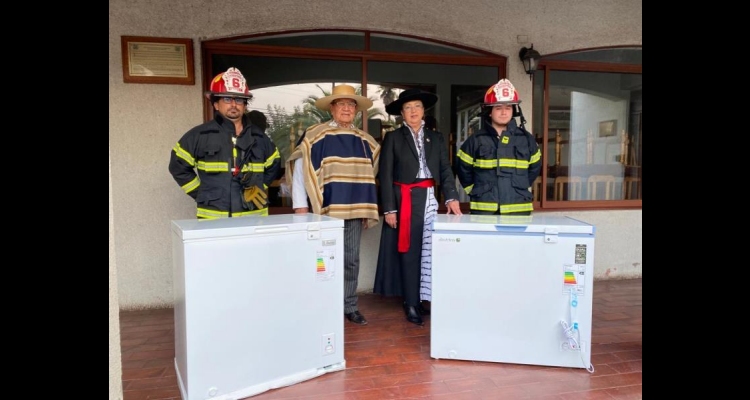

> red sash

[{"left": 394, "top": 179, "right": 435, "bottom": 253}]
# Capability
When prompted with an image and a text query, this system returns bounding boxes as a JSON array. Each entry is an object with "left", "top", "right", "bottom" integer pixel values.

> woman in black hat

[{"left": 374, "top": 88, "right": 462, "bottom": 326}]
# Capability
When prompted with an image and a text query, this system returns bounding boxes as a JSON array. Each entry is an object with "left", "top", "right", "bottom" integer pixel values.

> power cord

[
  {"left": 560, "top": 320, "right": 595, "bottom": 373},
  {"left": 560, "top": 319, "right": 580, "bottom": 349},
  {"left": 562, "top": 291, "right": 595, "bottom": 373}
]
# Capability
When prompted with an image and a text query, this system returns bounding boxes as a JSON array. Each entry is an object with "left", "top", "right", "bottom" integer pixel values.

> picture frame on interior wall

[
  {"left": 598, "top": 120, "right": 617, "bottom": 138},
  {"left": 121, "top": 36, "right": 195, "bottom": 85}
]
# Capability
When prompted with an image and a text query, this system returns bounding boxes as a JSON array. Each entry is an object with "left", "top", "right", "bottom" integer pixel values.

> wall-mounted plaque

[{"left": 121, "top": 36, "right": 194, "bottom": 85}]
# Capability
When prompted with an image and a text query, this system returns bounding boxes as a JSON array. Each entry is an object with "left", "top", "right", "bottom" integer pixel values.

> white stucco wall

[
  {"left": 109, "top": 152, "right": 123, "bottom": 400},
  {"left": 109, "top": 0, "right": 642, "bottom": 310}
]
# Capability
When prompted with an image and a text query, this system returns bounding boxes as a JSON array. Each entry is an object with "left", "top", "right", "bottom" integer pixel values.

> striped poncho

[{"left": 286, "top": 122, "right": 380, "bottom": 227}]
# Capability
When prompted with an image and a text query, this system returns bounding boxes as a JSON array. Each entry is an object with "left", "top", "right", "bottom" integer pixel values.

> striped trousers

[{"left": 344, "top": 218, "right": 363, "bottom": 314}]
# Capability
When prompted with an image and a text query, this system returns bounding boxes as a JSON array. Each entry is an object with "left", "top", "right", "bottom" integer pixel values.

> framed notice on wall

[
  {"left": 598, "top": 119, "right": 617, "bottom": 138},
  {"left": 121, "top": 36, "right": 195, "bottom": 85}
]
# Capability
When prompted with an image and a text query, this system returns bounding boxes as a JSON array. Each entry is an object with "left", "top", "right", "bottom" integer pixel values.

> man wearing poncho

[{"left": 286, "top": 84, "right": 379, "bottom": 326}]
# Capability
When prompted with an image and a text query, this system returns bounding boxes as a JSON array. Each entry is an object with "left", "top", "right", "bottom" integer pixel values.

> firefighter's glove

[
  {"left": 240, "top": 172, "right": 268, "bottom": 210},
  {"left": 243, "top": 185, "right": 268, "bottom": 210}
]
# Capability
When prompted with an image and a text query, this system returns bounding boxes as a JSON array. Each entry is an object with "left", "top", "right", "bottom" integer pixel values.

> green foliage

[{"left": 265, "top": 105, "right": 306, "bottom": 164}]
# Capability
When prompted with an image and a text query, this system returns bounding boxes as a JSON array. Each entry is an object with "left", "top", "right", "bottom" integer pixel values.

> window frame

[
  {"left": 201, "top": 30, "right": 506, "bottom": 122},
  {"left": 201, "top": 33, "right": 642, "bottom": 212},
  {"left": 535, "top": 51, "right": 642, "bottom": 210},
  {"left": 201, "top": 30, "right": 507, "bottom": 214}
]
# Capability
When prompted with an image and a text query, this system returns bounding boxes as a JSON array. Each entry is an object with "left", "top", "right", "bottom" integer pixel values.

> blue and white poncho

[{"left": 286, "top": 122, "right": 380, "bottom": 227}]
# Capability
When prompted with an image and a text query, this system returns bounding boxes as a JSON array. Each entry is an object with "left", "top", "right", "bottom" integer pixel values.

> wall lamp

[{"left": 519, "top": 44, "right": 541, "bottom": 80}]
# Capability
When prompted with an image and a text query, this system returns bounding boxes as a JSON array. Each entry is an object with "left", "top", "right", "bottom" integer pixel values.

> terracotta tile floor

[{"left": 119, "top": 278, "right": 641, "bottom": 400}]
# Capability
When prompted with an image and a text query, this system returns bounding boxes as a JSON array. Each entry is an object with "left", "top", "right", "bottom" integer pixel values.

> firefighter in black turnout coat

[
  {"left": 169, "top": 67, "right": 280, "bottom": 219},
  {"left": 457, "top": 79, "right": 541, "bottom": 215}
]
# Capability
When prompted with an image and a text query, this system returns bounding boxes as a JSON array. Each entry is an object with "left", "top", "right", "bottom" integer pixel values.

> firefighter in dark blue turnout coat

[
  {"left": 169, "top": 67, "right": 280, "bottom": 219},
  {"left": 457, "top": 79, "right": 542, "bottom": 215}
]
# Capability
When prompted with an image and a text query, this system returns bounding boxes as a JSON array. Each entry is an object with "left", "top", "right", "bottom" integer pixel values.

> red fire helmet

[
  {"left": 483, "top": 79, "right": 520, "bottom": 107},
  {"left": 205, "top": 67, "right": 253, "bottom": 99}
]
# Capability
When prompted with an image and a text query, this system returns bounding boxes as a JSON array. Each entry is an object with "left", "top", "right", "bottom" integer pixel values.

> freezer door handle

[
  {"left": 493, "top": 225, "right": 528, "bottom": 232},
  {"left": 307, "top": 223, "right": 321, "bottom": 239},
  {"left": 544, "top": 226, "right": 559, "bottom": 243},
  {"left": 254, "top": 226, "right": 290, "bottom": 234}
]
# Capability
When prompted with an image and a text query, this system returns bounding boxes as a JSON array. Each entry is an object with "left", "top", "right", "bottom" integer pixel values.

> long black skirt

[{"left": 373, "top": 187, "right": 428, "bottom": 304}]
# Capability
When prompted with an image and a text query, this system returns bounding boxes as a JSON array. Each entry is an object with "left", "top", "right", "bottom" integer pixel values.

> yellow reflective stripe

[
  {"left": 498, "top": 215, "right": 533, "bottom": 223},
  {"left": 530, "top": 149, "right": 541, "bottom": 164},
  {"left": 173, "top": 143, "right": 195, "bottom": 166},
  {"left": 197, "top": 208, "right": 269, "bottom": 219},
  {"left": 464, "top": 184, "right": 474, "bottom": 194},
  {"left": 232, "top": 208, "right": 269, "bottom": 217},
  {"left": 462, "top": 149, "right": 538, "bottom": 170},
  {"left": 197, "top": 208, "right": 228, "bottom": 219},
  {"left": 182, "top": 177, "right": 200, "bottom": 194},
  {"left": 265, "top": 149, "right": 280, "bottom": 167},
  {"left": 470, "top": 202, "right": 498, "bottom": 211},
  {"left": 498, "top": 158, "right": 529, "bottom": 169},
  {"left": 469, "top": 202, "right": 532, "bottom": 214},
  {"left": 474, "top": 158, "right": 529, "bottom": 170},
  {"left": 197, "top": 161, "right": 229, "bottom": 172},
  {"left": 469, "top": 215, "right": 502, "bottom": 224},
  {"left": 474, "top": 158, "right": 497, "bottom": 169},
  {"left": 239, "top": 149, "right": 280, "bottom": 172},
  {"left": 499, "top": 202, "right": 533, "bottom": 214},
  {"left": 241, "top": 163, "right": 264, "bottom": 173},
  {"left": 457, "top": 150, "right": 474, "bottom": 165},
  {"left": 263, "top": 184, "right": 268, "bottom": 190}
]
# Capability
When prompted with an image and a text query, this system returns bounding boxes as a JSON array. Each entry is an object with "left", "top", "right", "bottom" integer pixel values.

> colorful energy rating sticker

[
  {"left": 316, "top": 257, "right": 326, "bottom": 272},
  {"left": 563, "top": 264, "right": 586, "bottom": 295},
  {"left": 316, "top": 249, "right": 335, "bottom": 281}
]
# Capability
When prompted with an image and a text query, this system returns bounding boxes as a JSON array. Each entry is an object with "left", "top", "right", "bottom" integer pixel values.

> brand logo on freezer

[{"left": 438, "top": 237, "right": 461, "bottom": 243}]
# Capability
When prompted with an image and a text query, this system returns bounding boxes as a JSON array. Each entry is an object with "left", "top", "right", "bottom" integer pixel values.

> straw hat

[{"left": 315, "top": 84, "right": 373, "bottom": 113}]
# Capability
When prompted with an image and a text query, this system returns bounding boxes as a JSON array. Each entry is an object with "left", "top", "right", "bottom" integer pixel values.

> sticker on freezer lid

[
  {"left": 575, "top": 244, "right": 587, "bottom": 264},
  {"left": 562, "top": 264, "right": 586, "bottom": 295},
  {"left": 316, "top": 249, "right": 335, "bottom": 281}
]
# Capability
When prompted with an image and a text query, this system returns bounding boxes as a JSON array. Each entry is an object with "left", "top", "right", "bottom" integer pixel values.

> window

[
  {"left": 202, "top": 34, "right": 641, "bottom": 211},
  {"left": 202, "top": 31, "right": 506, "bottom": 211},
  {"left": 532, "top": 47, "right": 642, "bottom": 209}
]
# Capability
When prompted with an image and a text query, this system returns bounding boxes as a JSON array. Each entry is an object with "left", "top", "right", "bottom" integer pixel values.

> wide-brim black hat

[{"left": 385, "top": 88, "right": 438, "bottom": 115}]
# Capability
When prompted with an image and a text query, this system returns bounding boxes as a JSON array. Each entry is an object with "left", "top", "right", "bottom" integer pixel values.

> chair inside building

[
  {"left": 586, "top": 174, "right": 616, "bottom": 200},
  {"left": 554, "top": 176, "right": 583, "bottom": 201}
]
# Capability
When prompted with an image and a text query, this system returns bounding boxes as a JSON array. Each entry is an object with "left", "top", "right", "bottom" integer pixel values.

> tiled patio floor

[{"left": 119, "top": 278, "right": 642, "bottom": 399}]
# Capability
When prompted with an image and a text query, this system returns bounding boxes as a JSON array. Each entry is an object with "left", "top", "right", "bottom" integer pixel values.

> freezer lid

[
  {"left": 433, "top": 214, "right": 594, "bottom": 234},
  {"left": 171, "top": 213, "right": 344, "bottom": 240}
]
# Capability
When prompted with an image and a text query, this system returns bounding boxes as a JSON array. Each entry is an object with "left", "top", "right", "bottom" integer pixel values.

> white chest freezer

[
  {"left": 171, "top": 214, "right": 346, "bottom": 400},
  {"left": 430, "top": 214, "right": 595, "bottom": 370}
]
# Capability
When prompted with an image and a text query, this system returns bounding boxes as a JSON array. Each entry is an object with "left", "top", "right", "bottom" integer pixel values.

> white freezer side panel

[
  {"left": 431, "top": 224, "right": 594, "bottom": 369},
  {"left": 172, "top": 220, "right": 345, "bottom": 400}
]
